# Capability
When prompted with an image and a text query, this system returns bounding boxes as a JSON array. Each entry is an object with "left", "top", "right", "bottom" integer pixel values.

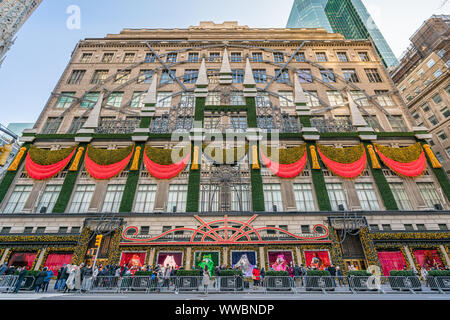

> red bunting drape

[
  {"left": 317, "top": 148, "right": 367, "bottom": 179},
  {"left": 84, "top": 146, "right": 134, "bottom": 180},
  {"left": 375, "top": 146, "right": 426, "bottom": 177},
  {"left": 260, "top": 150, "right": 308, "bottom": 179},
  {"left": 25, "top": 148, "right": 76, "bottom": 180},
  {"left": 143, "top": 151, "right": 190, "bottom": 179}
]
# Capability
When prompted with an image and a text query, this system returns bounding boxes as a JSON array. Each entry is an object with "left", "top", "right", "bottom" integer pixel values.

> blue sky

[{"left": 0, "top": 0, "right": 448, "bottom": 125}]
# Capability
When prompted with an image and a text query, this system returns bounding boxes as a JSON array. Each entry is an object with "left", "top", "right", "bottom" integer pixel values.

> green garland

[
  {"left": 307, "top": 143, "right": 332, "bottom": 211},
  {"left": 251, "top": 164, "right": 265, "bottom": 212},
  {"left": 107, "top": 225, "right": 124, "bottom": 265},
  {"left": 264, "top": 145, "right": 306, "bottom": 164},
  {"left": 119, "top": 143, "right": 144, "bottom": 213},
  {"left": 374, "top": 142, "right": 422, "bottom": 163},
  {"left": 363, "top": 143, "right": 398, "bottom": 211},
  {"left": 28, "top": 145, "right": 77, "bottom": 166},
  {"left": 194, "top": 97, "right": 206, "bottom": 124},
  {"left": 245, "top": 97, "right": 257, "bottom": 128},
  {"left": 317, "top": 144, "right": 364, "bottom": 164},
  {"left": 359, "top": 228, "right": 382, "bottom": 270},
  {"left": 87, "top": 144, "right": 134, "bottom": 165},
  {"left": 72, "top": 227, "right": 92, "bottom": 265}
]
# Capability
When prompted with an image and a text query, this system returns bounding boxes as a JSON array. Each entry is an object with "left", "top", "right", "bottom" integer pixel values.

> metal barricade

[
  {"left": 304, "top": 276, "right": 336, "bottom": 293},
  {"left": 263, "top": 276, "right": 294, "bottom": 293},
  {"left": 426, "top": 276, "right": 450, "bottom": 294},
  {"left": 89, "top": 276, "right": 121, "bottom": 293},
  {"left": 174, "top": 276, "right": 202, "bottom": 293},
  {"left": 0, "top": 275, "right": 19, "bottom": 293},
  {"left": 119, "top": 276, "right": 157, "bottom": 293},
  {"left": 217, "top": 276, "right": 244, "bottom": 293}
]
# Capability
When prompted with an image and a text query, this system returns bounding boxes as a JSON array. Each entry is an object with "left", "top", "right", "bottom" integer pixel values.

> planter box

[
  {"left": 175, "top": 277, "right": 200, "bottom": 291},
  {"left": 427, "top": 276, "right": 450, "bottom": 291},
  {"left": 265, "top": 277, "right": 292, "bottom": 291},
  {"left": 305, "top": 277, "right": 335, "bottom": 292},
  {"left": 220, "top": 277, "right": 244, "bottom": 291},
  {"left": 348, "top": 276, "right": 377, "bottom": 292},
  {"left": 389, "top": 276, "right": 422, "bottom": 291}
]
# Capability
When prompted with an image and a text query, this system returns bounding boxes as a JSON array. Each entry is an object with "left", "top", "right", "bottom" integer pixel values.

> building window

[
  {"left": 91, "top": 70, "right": 109, "bottom": 84},
  {"left": 2, "top": 185, "right": 33, "bottom": 213},
  {"left": 232, "top": 69, "right": 244, "bottom": 83},
  {"left": 24, "top": 227, "right": 33, "bottom": 234},
  {"left": 253, "top": 69, "right": 267, "bottom": 83},
  {"left": 440, "top": 107, "right": 450, "bottom": 118},
  {"left": 358, "top": 52, "right": 369, "bottom": 62},
  {"left": 42, "top": 118, "right": 62, "bottom": 134},
  {"left": 432, "top": 93, "right": 442, "bottom": 104},
  {"left": 350, "top": 91, "right": 369, "bottom": 107},
  {"left": 298, "top": 69, "right": 313, "bottom": 83},
  {"left": 295, "top": 52, "right": 306, "bottom": 62},
  {"left": 252, "top": 52, "right": 263, "bottom": 62},
  {"left": 156, "top": 92, "right": 172, "bottom": 108},
  {"left": 326, "top": 91, "right": 344, "bottom": 106},
  {"left": 80, "top": 92, "right": 100, "bottom": 108},
  {"left": 337, "top": 52, "right": 348, "bottom": 62},
  {"left": 306, "top": 91, "right": 321, "bottom": 108},
  {"left": 187, "top": 53, "right": 199, "bottom": 63},
  {"left": 69, "top": 185, "right": 95, "bottom": 213},
  {"left": 404, "top": 224, "right": 414, "bottom": 231},
  {"left": 200, "top": 185, "right": 219, "bottom": 212},
  {"left": 35, "top": 227, "right": 45, "bottom": 234},
  {"left": 342, "top": 69, "right": 359, "bottom": 83},
  {"left": 279, "top": 91, "right": 294, "bottom": 107},
  {"left": 375, "top": 90, "right": 394, "bottom": 106},
  {"left": 365, "top": 68, "right": 383, "bottom": 83},
  {"left": 273, "top": 52, "right": 284, "bottom": 63},
  {"left": 166, "top": 53, "right": 177, "bottom": 63},
  {"left": 80, "top": 53, "right": 93, "bottom": 63},
  {"left": 130, "top": 92, "right": 145, "bottom": 108},
  {"left": 230, "top": 52, "right": 242, "bottom": 62},
  {"left": 145, "top": 53, "right": 156, "bottom": 63},
  {"left": 123, "top": 53, "right": 136, "bottom": 63},
  {"left": 433, "top": 69, "right": 443, "bottom": 79},
  {"left": 167, "top": 185, "right": 188, "bottom": 213},
  {"left": 0, "top": 227, "right": 11, "bottom": 234},
  {"left": 355, "top": 183, "right": 380, "bottom": 211},
  {"left": 161, "top": 69, "right": 176, "bottom": 84},
  {"left": 102, "top": 185, "right": 125, "bottom": 213},
  {"left": 206, "top": 92, "right": 221, "bottom": 106},
  {"left": 56, "top": 92, "right": 76, "bottom": 108},
  {"left": 209, "top": 52, "right": 221, "bottom": 62},
  {"left": 382, "top": 224, "right": 392, "bottom": 231},
  {"left": 67, "top": 70, "right": 85, "bottom": 85},
  {"left": 326, "top": 183, "right": 348, "bottom": 211},
  {"left": 58, "top": 227, "right": 68, "bottom": 234},
  {"left": 437, "top": 130, "right": 447, "bottom": 141},
  {"left": 389, "top": 183, "right": 412, "bottom": 211},
  {"left": 370, "top": 225, "right": 379, "bottom": 232},
  {"left": 263, "top": 184, "right": 283, "bottom": 212},
  {"left": 137, "top": 70, "right": 153, "bottom": 84},
  {"left": 275, "top": 69, "right": 290, "bottom": 83},
  {"left": 114, "top": 70, "right": 131, "bottom": 84},
  {"left": 256, "top": 92, "right": 270, "bottom": 107},
  {"left": 230, "top": 116, "right": 247, "bottom": 131},
  {"left": 438, "top": 224, "right": 448, "bottom": 231},
  {"left": 293, "top": 184, "right": 316, "bottom": 212},
  {"left": 428, "top": 115, "right": 439, "bottom": 126},
  {"left": 102, "top": 53, "right": 114, "bottom": 63},
  {"left": 183, "top": 69, "right": 199, "bottom": 83},
  {"left": 316, "top": 52, "right": 327, "bottom": 62},
  {"left": 140, "top": 226, "right": 150, "bottom": 235},
  {"left": 388, "top": 115, "right": 408, "bottom": 132},
  {"left": 231, "top": 185, "right": 251, "bottom": 212},
  {"left": 106, "top": 92, "right": 124, "bottom": 108},
  {"left": 301, "top": 225, "right": 311, "bottom": 233},
  {"left": 36, "top": 185, "right": 62, "bottom": 214},
  {"left": 418, "top": 182, "right": 442, "bottom": 209},
  {"left": 180, "top": 92, "right": 196, "bottom": 108},
  {"left": 320, "top": 69, "right": 336, "bottom": 83},
  {"left": 230, "top": 92, "right": 245, "bottom": 105},
  {"left": 71, "top": 227, "right": 81, "bottom": 234},
  {"left": 67, "top": 117, "right": 88, "bottom": 134},
  {"left": 426, "top": 58, "right": 435, "bottom": 68}
]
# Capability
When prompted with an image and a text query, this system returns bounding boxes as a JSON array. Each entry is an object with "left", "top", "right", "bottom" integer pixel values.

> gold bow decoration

[
  {"left": 7, "top": 147, "right": 27, "bottom": 171},
  {"left": 309, "top": 145, "right": 320, "bottom": 170},
  {"left": 191, "top": 145, "right": 200, "bottom": 171},
  {"left": 69, "top": 147, "right": 85, "bottom": 171},
  {"left": 130, "top": 146, "right": 142, "bottom": 171},
  {"left": 423, "top": 144, "right": 442, "bottom": 169},
  {"left": 251, "top": 145, "right": 260, "bottom": 170},
  {"left": 367, "top": 145, "right": 381, "bottom": 169}
]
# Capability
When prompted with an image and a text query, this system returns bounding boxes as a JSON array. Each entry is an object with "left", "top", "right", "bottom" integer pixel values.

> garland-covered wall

[
  {"left": 119, "top": 142, "right": 144, "bottom": 213},
  {"left": 307, "top": 143, "right": 332, "bottom": 211}
]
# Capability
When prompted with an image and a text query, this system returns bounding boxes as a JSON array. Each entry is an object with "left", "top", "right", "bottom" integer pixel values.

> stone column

[
  {"left": 22, "top": 181, "right": 45, "bottom": 213},
  {"left": 148, "top": 248, "right": 155, "bottom": 266},
  {"left": 222, "top": 247, "right": 228, "bottom": 267},
  {"left": 34, "top": 248, "right": 47, "bottom": 271},
  {"left": 186, "top": 247, "right": 192, "bottom": 270},
  {"left": 295, "top": 247, "right": 303, "bottom": 266},
  {"left": 0, "top": 248, "right": 10, "bottom": 264},
  {"left": 403, "top": 245, "right": 416, "bottom": 269},
  {"left": 281, "top": 180, "right": 296, "bottom": 211},
  {"left": 89, "top": 181, "right": 107, "bottom": 212},
  {"left": 440, "top": 245, "right": 450, "bottom": 266},
  {"left": 259, "top": 246, "right": 265, "bottom": 269},
  {"left": 154, "top": 181, "right": 169, "bottom": 212}
]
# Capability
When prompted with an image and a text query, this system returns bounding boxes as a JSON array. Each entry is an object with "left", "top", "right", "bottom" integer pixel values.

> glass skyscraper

[
  {"left": 286, "top": 0, "right": 399, "bottom": 68},
  {"left": 287, "top": 0, "right": 333, "bottom": 33}
]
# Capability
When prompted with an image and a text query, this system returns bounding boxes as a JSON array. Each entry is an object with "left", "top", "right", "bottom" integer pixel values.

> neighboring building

[
  {"left": 0, "top": 22, "right": 448, "bottom": 275},
  {"left": 286, "top": 0, "right": 399, "bottom": 68},
  {"left": 391, "top": 15, "right": 450, "bottom": 173},
  {"left": 0, "top": 123, "right": 19, "bottom": 178},
  {"left": 0, "top": 0, "right": 42, "bottom": 67}
]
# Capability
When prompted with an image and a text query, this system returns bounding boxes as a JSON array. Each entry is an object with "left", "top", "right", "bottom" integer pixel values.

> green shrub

[
  {"left": 265, "top": 271, "right": 289, "bottom": 277},
  {"left": 307, "top": 270, "right": 331, "bottom": 276},
  {"left": 348, "top": 270, "right": 372, "bottom": 277},
  {"left": 389, "top": 270, "right": 415, "bottom": 277},
  {"left": 219, "top": 270, "right": 243, "bottom": 276},
  {"left": 176, "top": 270, "right": 201, "bottom": 276},
  {"left": 27, "top": 270, "right": 41, "bottom": 277},
  {"left": 428, "top": 270, "right": 450, "bottom": 277},
  {"left": 134, "top": 271, "right": 154, "bottom": 276}
]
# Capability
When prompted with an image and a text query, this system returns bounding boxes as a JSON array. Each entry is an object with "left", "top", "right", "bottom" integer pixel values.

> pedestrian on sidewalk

[
  {"left": 13, "top": 266, "right": 27, "bottom": 293},
  {"left": 43, "top": 267, "right": 54, "bottom": 292}
]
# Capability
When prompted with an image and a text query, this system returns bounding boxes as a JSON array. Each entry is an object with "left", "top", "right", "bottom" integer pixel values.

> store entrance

[{"left": 343, "top": 259, "right": 367, "bottom": 271}]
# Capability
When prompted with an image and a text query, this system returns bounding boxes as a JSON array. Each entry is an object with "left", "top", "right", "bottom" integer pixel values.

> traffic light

[
  {"left": 0, "top": 144, "right": 12, "bottom": 166},
  {"left": 94, "top": 235, "right": 103, "bottom": 247}
]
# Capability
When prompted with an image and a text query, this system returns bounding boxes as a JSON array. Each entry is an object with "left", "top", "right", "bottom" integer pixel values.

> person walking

[
  {"left": 43, "top": 267, "right": 54, "bottom": 292},
  {"left": 74, "top": 264, "right": 82, "bottom": 292},
  {"left": 328, "top": 265, "right": 337, "bottom": 287},
  {"left": 65, "top": 265, "right": 76, "bottom": 292},
  {"left": 34, "top": 268, "right": 47, "bottom": 293},
  {"left": 59, "top": 264, "right": 69, "bottom": 292},
  {"left": 0, "top": 263, "right": 8, "bottom": 275},
  {"left": 252, "top": 266, "right": 260, "bottom": 288},
  {"left": 202, "top": 266, "right": 210, "bottom": 295},
  {"left": 336, "top": 266, "right": 344, "bottom": 287},
  {"left": 13, "top": 266, "right": 28, "bottom": 293}
]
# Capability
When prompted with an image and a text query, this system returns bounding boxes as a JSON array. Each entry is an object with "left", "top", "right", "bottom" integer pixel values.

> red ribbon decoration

[
  {"left": 317, "top": 148, "right": 367, "bottom": 179},
  {"left": 143, "top": 150, "right": 190, "bottom": 179},
  {"left": 84, "top": 146, "right": 134, "bottom": 180},
  {"left": 260, "top": 150, "right": 308, "bottom": 179},
  {"left": 375, "top": 147, "right": 426, "bottom": 177},
  {"left": 25, "top": 148, "right": 77, "bottom": 180}
]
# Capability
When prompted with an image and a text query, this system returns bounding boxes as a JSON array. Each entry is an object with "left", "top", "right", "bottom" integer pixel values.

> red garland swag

[
  {"left": 143, "top": 148, "right": 190, "bottom": 180},
  {"left": 317, "top": 147, "right": 367, "bottom": 179},
  {"left": 375, "top": 146, "right": 426, "bottom": 177},
  {"left": 260, "top": 148, "right": 308, "bottom": 179},
  {"left": 25, "top": 148, "right": 77, "bottom": 180},
  {"left": 84, "top": 146, "right": 135, "bottom": 180}
]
